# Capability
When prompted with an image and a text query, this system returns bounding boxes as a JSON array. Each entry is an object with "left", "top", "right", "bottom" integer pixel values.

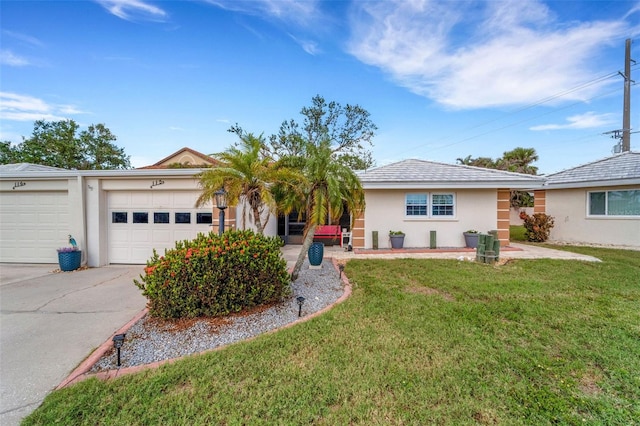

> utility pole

[{"left": 622, "top": 38, "right": 632, "bottom": 152}]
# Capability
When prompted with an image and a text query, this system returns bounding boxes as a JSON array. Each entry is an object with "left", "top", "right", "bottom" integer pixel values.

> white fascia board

[
  {"left": 0, "top": 168, "right": 205, "bottom": 180},
  {"left": 362, "top": 180, "right": 545, "bottom": 190},
  {"left": 543, "top": 178, "right": 640, "bottom": 189}
]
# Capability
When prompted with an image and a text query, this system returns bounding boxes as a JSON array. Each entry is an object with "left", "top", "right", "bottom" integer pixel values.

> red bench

[{"left": 313, "top": 225, "right": 341, "bottom": 246}]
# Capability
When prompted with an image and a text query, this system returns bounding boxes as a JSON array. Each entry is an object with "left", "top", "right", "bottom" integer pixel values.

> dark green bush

[
  {"left": 519, "top": 211, "right": 555, "bottom": 242},
  {"left": 134, "top": 230, "right": 290, "bottom": 319}
]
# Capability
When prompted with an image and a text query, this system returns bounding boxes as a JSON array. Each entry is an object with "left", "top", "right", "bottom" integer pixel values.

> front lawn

[{"left": 24, "top": 247, "right": 640, "bottom": 425}]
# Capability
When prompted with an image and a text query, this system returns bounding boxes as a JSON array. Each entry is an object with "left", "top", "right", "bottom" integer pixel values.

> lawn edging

[{"left": 57, "top": 257, "right": 352, "bottom": 389}]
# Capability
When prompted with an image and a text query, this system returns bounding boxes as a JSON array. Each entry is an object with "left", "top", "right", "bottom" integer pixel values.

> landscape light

[
  {"left": 112, "top": 333, "right": 126, "bottom": 367},
  {"left": 339, "top": 263, "right": 345, "bottom": 278},
  {"left": 296, "top": 296, "right": 305, "bottom": 317}
]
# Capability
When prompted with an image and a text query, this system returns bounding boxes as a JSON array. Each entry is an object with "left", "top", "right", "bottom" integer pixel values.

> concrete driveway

[{"left": 0, "top": 264, "right": 147, "bottom": 426}]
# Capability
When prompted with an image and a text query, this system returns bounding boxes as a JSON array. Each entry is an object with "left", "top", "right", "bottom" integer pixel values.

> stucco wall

[
  {"left": 363, "top": 189, "right": 498, "bottom": 249},
  {"left": 546, "top": 185, "right": 640, "bottom": 248}
]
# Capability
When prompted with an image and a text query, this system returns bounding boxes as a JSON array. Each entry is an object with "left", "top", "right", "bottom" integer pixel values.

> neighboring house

[
  {"left": 538, "top": 151, "right": 640, "bottom": 248},
  {"left": 138, "top": 147, "right": 220, "bottom": 169},
  {"left": 356, "top": 159, "right": 545, "bottom": 249}
]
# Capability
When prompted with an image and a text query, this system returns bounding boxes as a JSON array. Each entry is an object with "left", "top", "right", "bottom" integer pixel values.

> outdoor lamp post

[
  {"left": 339, "top": 263, "right": 345, "bottom": 278},
  {"left": 296, "top": 296, "right": 305, "bottom": 317},
  {"left": 214, "top": 188, "right": 228, "bottom": 236},
  {"left": 112, "top": 333, "right": 126, "bottom": 367}
]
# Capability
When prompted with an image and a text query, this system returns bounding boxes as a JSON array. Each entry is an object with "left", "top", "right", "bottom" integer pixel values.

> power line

[{"left": 393, "top": 64, "right": 639, "bottom": 158}]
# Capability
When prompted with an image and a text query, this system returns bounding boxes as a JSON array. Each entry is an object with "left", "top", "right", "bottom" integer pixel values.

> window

[
  {"left": 197, "top": 212, "right": 213, "bottom": 224},
  {"left": 133, "top": 212, "right": 148, "bottom": 224},
  {"left": 589, "top": 190, "right": 640, "bottom": 216},
  {"left": 432, "top": 194, "right": 454, "bottom": 216},
  {"left": 406, "top": 194, "right": 428, "bottom": 216},
  {"left": 112, "top": 212, "right": 127, "bottom": 223},
  {"left": 406, "top": 193, "right": 455, "bottom": 218},
  {"left": 175, "top": 212, "right": 191, "bottom": 224},
  {"left": 154, "top": 212, "right": 170, "bottom": 224}
]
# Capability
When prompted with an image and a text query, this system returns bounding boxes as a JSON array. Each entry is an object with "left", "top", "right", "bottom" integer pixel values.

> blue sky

[{"left": 1, "top": 0, "right": 639, "bottom": 174}]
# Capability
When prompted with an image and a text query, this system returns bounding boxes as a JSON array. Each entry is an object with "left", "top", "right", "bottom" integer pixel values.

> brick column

[
  {"left": 351, "top": 210, "right": 365, "bottom": 249},
  {"left": 497, "top": 189, "right": 511, "bottom": 246},
  {"left": 533, "top": 190, "right": 546, "bottom": 214}
]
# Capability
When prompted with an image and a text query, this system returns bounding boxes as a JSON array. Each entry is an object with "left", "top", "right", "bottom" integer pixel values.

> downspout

[{"left": 77, "top": 173, "right": 88, "bottom": 266}]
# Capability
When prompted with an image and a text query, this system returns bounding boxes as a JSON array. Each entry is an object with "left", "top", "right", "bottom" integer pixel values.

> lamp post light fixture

[
  {"left": 112, "top": 333, "right": 126, "bottom": 367},
  {"left": 214, "top": 188, "right": 228, "bottom": 236},
  {"left": 296, "top": 296, "right": 305, "bottom": 317},
  {"left": 338, "top": 263, "right": 345, "bottom": 278}
]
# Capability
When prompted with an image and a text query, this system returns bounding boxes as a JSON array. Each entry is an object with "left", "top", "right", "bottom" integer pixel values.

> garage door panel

[
  {"left": 152, "top": 229, "right": 172, "bottom": 242},
  {"left": 151, "top": 193, "right": 171, "bottom": 207},
  {"left": 108, "top": 190, "right": 212, "bottom": 264},
  {"left": 0, "top": 192, "right": 68, "bottom": 263}
]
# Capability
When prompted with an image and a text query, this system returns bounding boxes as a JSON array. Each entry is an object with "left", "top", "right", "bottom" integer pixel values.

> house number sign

[
  {"left": 12, "top": 181, "right": 26, "bottom": 190},
  {"left": 150, "top": 179, "right": 165, "bottom": 189}
]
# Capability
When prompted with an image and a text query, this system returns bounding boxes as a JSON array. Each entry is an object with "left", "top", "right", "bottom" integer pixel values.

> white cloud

[
  {"left": 205, "top": 0, "right": 320, "bottom": 27},
  {"left": 347, "top": 0, "right": 629, "bottom": 109},
  {"left": 95, "top": 0, "right": 168, "bottom": 22},
  {"left": 0, "top": 92, "right": 87, "bottom": 122},
  {"left": 288, "top": 34, "right": 320, "bottom": 55},
  {"left": 1, "top": 49, "right": 31, "bottom": 67},
  {"left": 2, "top": 30, "right": 44, "bottom": 47},
  {"left": 530, "top": 112, "right": 616, "bottom": 131}
]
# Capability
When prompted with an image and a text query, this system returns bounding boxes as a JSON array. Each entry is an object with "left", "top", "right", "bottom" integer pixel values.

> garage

[
  {"left": 0, "top": 191, "right": 70, "bottom": 263},
  {"left": 107, "top": 190, "right": 213, "bottom": 264}
]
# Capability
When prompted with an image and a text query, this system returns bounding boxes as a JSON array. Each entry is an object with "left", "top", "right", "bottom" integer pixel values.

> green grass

[
  {"left": 510, "top": 224, "right": 527, "bottom": 242},
  {"left": 24, "top": 247, "right": 640, "bottom": 425}
]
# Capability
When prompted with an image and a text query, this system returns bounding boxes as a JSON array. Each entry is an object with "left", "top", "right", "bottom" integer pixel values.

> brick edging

[{"left": 57, "top": 257, "right": 352, "bottom": 388}]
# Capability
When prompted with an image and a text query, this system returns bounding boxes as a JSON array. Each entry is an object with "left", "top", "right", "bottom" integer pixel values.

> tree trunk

[
  {"left": 251, "top": 204, "right": 264, "bottom": 234},
  {"left": 291, "top": 223, "right": 317, "bottom": 281}
]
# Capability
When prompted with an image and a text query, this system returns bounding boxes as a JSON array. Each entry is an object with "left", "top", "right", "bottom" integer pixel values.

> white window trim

[
  {"left": 404, "top": 192, "right": 456, "bottom": 219},
  {"left": 587, "top": 189, "right": 640, "bottom": 218}
]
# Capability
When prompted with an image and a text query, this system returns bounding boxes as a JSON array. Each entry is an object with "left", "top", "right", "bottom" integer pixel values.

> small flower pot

[
  {"left": 308, "top": 242, "right": 324, "bottom": 266},
  {"left": 463, "top": 232, "right": 479, "bottom": 248},
  {"left": 58, "top": 250, "right": 81, "bottom": 271},
  {"left": 389, "top": 234, "right": 405, "bottom": 249}
]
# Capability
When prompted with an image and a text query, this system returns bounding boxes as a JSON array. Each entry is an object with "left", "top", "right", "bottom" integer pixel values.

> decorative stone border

[{"left": 57, "top": 258, "right": 352, "bottom": 389}]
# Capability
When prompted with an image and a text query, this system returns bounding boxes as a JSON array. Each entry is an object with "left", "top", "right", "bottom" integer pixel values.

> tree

[
  {"left": 0, "top": 141, "right": 19, "bottom": 164},
  {"left": 1, "top": 120, "right": 131, "bottom": 169},
  {"left": 456, "top": 147, "right": 539, "bottom": 207},
  {"left": 269, "top": 95, "right": 377, "bottom": 169},
  {"left": 196, "top": 130, "right": 295, "bottom": 235},
  {"left": 269, "top": 95, "right": 374, "bottom": 280},
  {"left": 275, "top": 139, "right": 365, "bottom": 281},
  {"left": 497, "top": 147, "right": 539, "bottom": 175}
]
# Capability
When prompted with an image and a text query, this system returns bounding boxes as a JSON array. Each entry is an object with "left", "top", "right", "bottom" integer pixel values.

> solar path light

[
  {"left": 296, "top": 296, "right": 305, "bottom": 317},
  {"left": 112, "top": 333, "right": 126, "bottom": 367}
]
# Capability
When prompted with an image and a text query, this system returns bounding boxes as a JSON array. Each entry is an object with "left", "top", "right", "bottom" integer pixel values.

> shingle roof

[
  {"left": 544, "top": 151, "right": 640, "bottom": 188},
  {"left": 358, "top": 159, "right": 544, "bottom": 189},
  {"left": 0, "top": 163, "right": 68, "bottom": 172}
]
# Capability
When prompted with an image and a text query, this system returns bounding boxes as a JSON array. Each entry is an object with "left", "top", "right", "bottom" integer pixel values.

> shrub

[
  {"left": 519, "top": 211, "right": 555, "bottom": 242},
  {"left": 134, "top": 230, "right": 291, "bottom": 319}
]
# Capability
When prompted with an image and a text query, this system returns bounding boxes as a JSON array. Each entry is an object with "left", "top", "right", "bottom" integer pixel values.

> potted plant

[
  {"left": 389, "top": 230, "right": 405, "bottom": 249},
  {"left": 463, "top": 230, "right": 479, "bottom": 248},
  {"left": 57, "top": 234, "right": 81, "bottom": 271}
]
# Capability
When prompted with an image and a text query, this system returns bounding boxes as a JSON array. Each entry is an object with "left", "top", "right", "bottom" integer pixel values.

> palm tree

[
  {"left": 277, "top": 139, "right": 365, "bottom": 280},
  {"left": 498, "top": 147, "right": 539, "bottom": 175},
  {"left": 196, "top": 133, "right": 283, "bottom": 234}
]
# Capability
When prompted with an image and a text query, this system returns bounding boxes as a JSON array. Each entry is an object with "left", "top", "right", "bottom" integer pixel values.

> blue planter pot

[
  {"left": 58, "top": 250, "right": 81, "bottom": 271},
  {"left": 308, "top": 242, "right": 324, "bottom": 266}
]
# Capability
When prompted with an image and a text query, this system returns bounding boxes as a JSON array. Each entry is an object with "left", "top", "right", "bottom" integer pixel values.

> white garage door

[
  {"left": 108, "top": 191, "right": 213, "bottom": 264},
  {"left": 0, "top": 191, "right": 70, "bottom": 263}
]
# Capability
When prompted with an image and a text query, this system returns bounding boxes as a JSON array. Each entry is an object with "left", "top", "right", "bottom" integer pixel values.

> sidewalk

[{"left": 281, "top": 242, "right": 600, "bottom": 267}]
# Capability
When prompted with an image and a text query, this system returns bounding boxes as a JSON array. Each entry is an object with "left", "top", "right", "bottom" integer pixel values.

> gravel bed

[{"left": 90, "top": 260, "right": 344, "bottom": 372}]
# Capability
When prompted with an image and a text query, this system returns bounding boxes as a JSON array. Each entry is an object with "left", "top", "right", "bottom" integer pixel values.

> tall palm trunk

[{"left": 291, "top": 223, "right": 317, "bottom": 281}]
